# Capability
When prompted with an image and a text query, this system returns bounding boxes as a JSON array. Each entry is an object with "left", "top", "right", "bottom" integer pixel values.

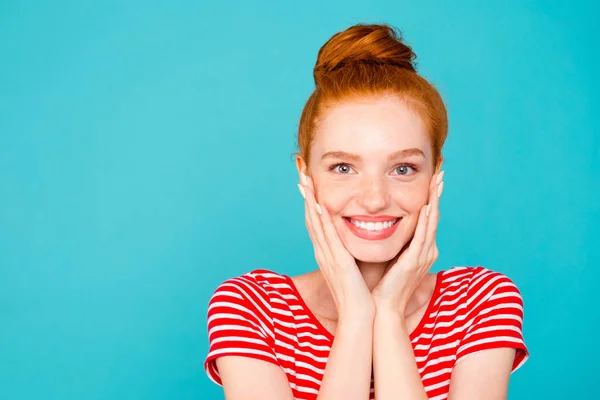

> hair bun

[{"left": 313, "top": 24, "right": 417, "bottom": 86}]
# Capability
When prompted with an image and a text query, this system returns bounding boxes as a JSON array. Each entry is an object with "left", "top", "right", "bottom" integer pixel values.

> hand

[
  {"left": 299, "top": 174, "right": 375, "bottom": 319},
  {"left": 371, "top": 169, "right": 445, "bottom": 315}
]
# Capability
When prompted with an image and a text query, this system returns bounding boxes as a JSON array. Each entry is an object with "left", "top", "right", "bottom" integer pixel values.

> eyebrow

[{"left": 321, "top": 148, "right": 425, "bottom": 162}]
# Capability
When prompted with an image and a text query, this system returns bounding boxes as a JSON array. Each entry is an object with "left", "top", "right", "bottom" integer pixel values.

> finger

[
  {"left": 423, "top": 171, "right": 443, "bottom": 257},
  {"left": 302, "top": 181, "right": 334, "bottom": 266},
  {"left": 407, "top": 203, "right": 430, "bottom": 260},
  {"left": 303, "top": 195, "right": 327, "bottom": 265},
  {"left": 427, "top": 244, "right": 439, "bottom": 265},
  {"left": 303, "top": 175, "right": 328, "bottom": 245},
  {"left": 299, "top": 183, "right": 327, "bottom": 264},
  {"left": 307, "top": 178, "right": 355, "bottom": 267}
]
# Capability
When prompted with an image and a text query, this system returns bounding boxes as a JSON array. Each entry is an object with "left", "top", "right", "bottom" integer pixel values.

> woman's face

[{"left": 298, "top": 95, "right": 437, "bottom": 263}]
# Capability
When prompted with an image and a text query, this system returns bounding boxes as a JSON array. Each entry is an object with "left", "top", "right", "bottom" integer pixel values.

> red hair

[{"left": 296, "top": 23, "right": 448, "bottom": 171}]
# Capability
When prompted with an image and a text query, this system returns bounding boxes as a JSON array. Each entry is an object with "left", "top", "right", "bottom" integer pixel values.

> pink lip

[
  {"left": 344, "top": 215, "right": 399, "bottom": 222},
  {"left": 343, "top": 217, "right": 401, "bottom": 241}
]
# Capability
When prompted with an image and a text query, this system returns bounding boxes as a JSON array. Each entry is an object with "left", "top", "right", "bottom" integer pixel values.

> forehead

[{"left": 312, "top": 95, "right": 431, "bottom": 158}]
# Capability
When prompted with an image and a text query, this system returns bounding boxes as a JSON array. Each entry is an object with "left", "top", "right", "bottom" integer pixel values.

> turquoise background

[{"left": 1, "top": 1, "right": 598, "bottom": 399}]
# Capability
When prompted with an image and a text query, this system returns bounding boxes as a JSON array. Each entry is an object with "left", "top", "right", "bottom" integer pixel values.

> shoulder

[
  {"left": 207, "top": 269, "right": 292, "bottom": 312},
  {"left": 204, "top": 270, "right": 289, "bottom": 384},
  {"left": 435, "top": 265, "right": 524, "bottom": 319},
  {"left": 440, "top": 265, "right": 522, "bottom": 297},
  {"left": 210, "top": 268, "right": 290, "bottom": 293},
  {"left": 443, "top": 266, "right": 529, "bottom": 371},
  {"left": 437, "top": 265, "right": 525, "bottom": 326}
]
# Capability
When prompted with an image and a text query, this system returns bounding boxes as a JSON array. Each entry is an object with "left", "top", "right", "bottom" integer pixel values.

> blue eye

[
  {"left": 328, "top": 163, "right": 419, "bottom": 176},
  {"left": 329, "top": 163, "right": 354, "bottom": 174},
  {"left": 394, "top": 164, "right": 418, "bottom": 175}
]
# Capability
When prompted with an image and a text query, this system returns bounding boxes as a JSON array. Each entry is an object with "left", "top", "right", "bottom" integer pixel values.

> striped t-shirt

[{"left": 204, "top": 266, "right": 529, "bottom": 399}]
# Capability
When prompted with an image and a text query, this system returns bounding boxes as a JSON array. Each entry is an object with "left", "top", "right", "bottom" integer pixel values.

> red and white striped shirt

[{"left": 204, "top": 266, "right": 529, "bottom": 399}]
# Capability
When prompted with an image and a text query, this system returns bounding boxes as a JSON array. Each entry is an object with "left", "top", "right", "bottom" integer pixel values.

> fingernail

[
  {"left": 436, "top": 170, "right": 445, "bottom": 185},
  {"left": 315, "top": 203, "right": 322, "bottom": 215},
  {"left": 437, "top": 181, "right": 444, "bottom": 198},
  {"left": 426, "top": 204, "right": 431, "bottom": 216},
  {"left": 297, "top": 184, "right": 306, "bottom": 199},
  {"left": 301, "top": 173, "right": 308, "bottom": 185}
]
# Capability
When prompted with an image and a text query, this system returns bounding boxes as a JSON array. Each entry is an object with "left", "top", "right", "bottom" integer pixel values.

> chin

[{"left": 347, "top": 244, "right": 402, "bottom": 264}]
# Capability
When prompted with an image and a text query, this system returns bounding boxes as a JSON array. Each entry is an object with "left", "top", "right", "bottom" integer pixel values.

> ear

[{"left": 295, "top": 154, "right": 308, "bottom": 183}]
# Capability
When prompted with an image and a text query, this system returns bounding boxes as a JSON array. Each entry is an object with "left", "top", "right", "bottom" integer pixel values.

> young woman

[{"left": 204, "top": 23, "right": 529, "bottom": 400}]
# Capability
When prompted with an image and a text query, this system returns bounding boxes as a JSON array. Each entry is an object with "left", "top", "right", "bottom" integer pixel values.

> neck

[
  {"left": 313, "top": 259, "right": 392, "bottom": 322},
  {"left": 355, "top": 260, "right": 388, "bottom": 292}
]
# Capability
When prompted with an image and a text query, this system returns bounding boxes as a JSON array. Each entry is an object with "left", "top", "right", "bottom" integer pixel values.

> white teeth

[{"left": 350, "top": 218, "right": 398, "bottom": 231}]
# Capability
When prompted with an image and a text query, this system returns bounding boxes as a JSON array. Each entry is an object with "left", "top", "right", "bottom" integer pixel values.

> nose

[{"left": 357, "top": 176, "right": 391, "bottom": 213}]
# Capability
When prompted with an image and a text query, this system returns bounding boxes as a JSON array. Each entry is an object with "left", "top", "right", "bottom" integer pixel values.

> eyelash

[{"left": 328, "top": 163, "right": 419, "bottom": 176}]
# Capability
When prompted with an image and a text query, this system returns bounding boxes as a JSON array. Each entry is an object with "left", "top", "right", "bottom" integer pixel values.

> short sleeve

[
  {"left": 204, "top": 276, "right": 279, "bottom": 386},
  {"left": 455, "top": 271, "right": 529, "bottom": 373}
]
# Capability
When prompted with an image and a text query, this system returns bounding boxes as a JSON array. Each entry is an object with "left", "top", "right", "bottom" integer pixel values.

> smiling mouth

[{"left": 342, "top": 217, "right": 401, "bottom": 232}]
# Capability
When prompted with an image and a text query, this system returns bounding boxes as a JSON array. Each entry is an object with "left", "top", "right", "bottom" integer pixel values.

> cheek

[
  {"left": 394, "top": 185, "right": 430, "bottom": 211},
  {"left": 315, "top": 186, "right": 350, "bottom": 215},
  {"left": 317, "top": 184, "right": 431, "bottom": 213}
]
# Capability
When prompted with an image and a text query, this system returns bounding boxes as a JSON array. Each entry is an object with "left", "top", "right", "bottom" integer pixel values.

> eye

[
  {"left": 393, "top": 164, "right": 418, "bottom": 176},
  {"left": 329, "top": 163, "right": 354, "bottom": 174}
]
